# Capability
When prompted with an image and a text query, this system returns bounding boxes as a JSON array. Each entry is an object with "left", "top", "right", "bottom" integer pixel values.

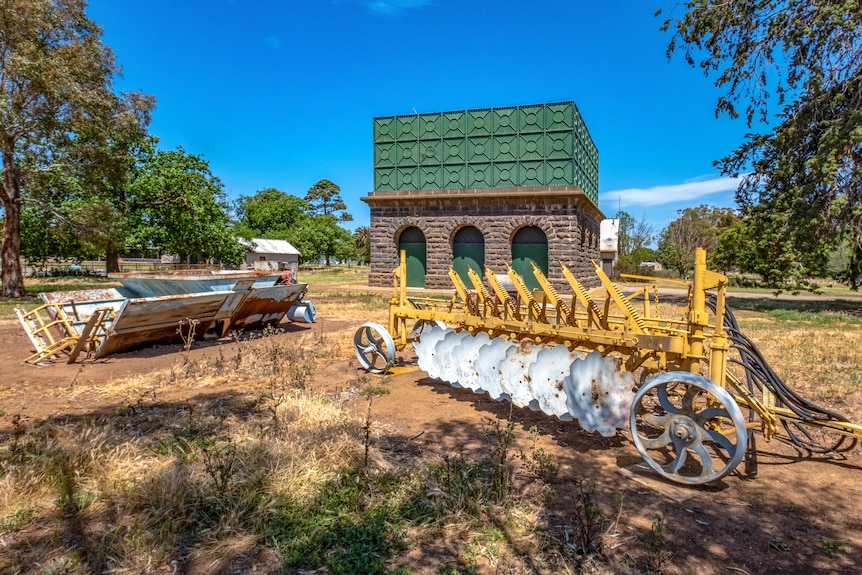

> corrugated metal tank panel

[{"left": 372, "top": 101, "right": 599, "bottom": 204}]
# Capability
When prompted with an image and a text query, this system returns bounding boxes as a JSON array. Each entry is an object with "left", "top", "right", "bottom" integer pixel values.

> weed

[
  {"left": 482, "top": 407, "right": 516, "bottom": 503},
  {"left": 821, "top": 536, "right": 849, "bottom": 555},
  {"left": 214, "top": 345, "right": 226, "bottom": 371},
  {"left": 768, "top": 535, "right": 791, "bottom": 552},
  {"left": 438, "top": 565, "right": 477, "bottom": 575},
  {"left": 153, "top": 425, "right": 209, "bottom": 462},
  {"left": 200, "top": 437, "right": 238, "bottom": 495},
  {"left": 363, "top": 395, "right": 374, "bottom": 468},
  {"left": 464, "top": 525, "right": 505, "bottom": 564},
  {"left": 262, "top": 469, "right": 409, "bottom": 574},
  {"left": 177, "top": 317, "right": 198, "bottom": 352},
  {"left": 42, "top": 557, "right": 80, "bottom": 575},
  {"left": 429, "top": 454, "right": 490, "bottom": 515},
  {"left": 0, "top": 506, "right": 36, "bottom": 533},
  {"left": 571, "top": 479, "right": 605, "bottom": 557},
  {"left": 228, "top": 330, "right": 245, "bottom": 370},
  {"left": 1, "top": 414, "right": 47, "bottom": 472},
  {"left": 51, "top": 459, "right": 94, "bottom": 516},
  {"left": 648, "top": 512, "right": 669, "bottom": 574},
  {"left": 518, "top": 425, "right": 559, "bottom": 482},
  {"left": 605, "top": 491, "right": 626, "bottom": 538},
  {"left": 361, "top": 385, "right": 391, "bottom": 397}
]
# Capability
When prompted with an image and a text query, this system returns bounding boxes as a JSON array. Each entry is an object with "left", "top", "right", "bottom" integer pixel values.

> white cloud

[{"left": 601, "top": 175, "right": 746, "bottom": 207}]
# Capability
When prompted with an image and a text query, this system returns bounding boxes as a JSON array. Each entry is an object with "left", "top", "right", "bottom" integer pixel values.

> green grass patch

[
  {"left": 261, "top": 468, "right": 416, "bottom": 574},
  {"left": 0, "top": 297, "right": 40, "bottom": 319},
  {"left": 0, "top": 276, "right": 122, "bottom": 320},
  {"left": 315, "top": 290, "right": 391, "bottom": 310},
  {"left": 0, "top": 506, "right": 36, "bottom": 533},
  {"left": 727, "top": 296, "right": 862, "bottom": 318},
  {"left": 764, "top": 308, "right": 862, "bottom": 326},
  {"left": 298, "top": 264, "right": 370, "bottom": 285},
  {"left": 25, "top": 277, "right": 120, "bottom": 294}
]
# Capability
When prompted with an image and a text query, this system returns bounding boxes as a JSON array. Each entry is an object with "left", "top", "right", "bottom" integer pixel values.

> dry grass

[
  {"left": 733, "top": 308, "right": 862, "bottom": 421},
  {"left": 2, "top": 287, "right": 861, "bottom": 574},
  {"left": 639, "top": 294, "right": 862, "bottom": 419},
  {"left": 0, "top": 329, "right": 368, "bottom": 574}
]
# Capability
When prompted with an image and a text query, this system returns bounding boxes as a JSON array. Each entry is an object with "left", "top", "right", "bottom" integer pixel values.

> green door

[
  {"left": 398, "top": 226, "right": 426, "bottom": 288},
  {"left": 511, "top": 226, "right": 548, "bottom": 291},
  {"left": 452, "top": 226, "right": 485, "bottom": 286}
]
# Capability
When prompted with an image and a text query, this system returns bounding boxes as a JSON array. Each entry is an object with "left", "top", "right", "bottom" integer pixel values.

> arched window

[
  {"left": 397, "top": 226, "right": 426, "bottom": 287},
  {"left": 452, "top": 226, "right": 485, "bottom": 286},
  {"left": 511, "top": 226, "right": 548, "bottom": 291}
]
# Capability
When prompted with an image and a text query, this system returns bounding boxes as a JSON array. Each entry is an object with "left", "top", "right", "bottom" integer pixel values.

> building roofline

[{"left": 361, "top": 186, "right": 604, "bottom": 219}]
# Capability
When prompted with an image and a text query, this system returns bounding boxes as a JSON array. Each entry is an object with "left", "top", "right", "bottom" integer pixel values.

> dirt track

[{"left": 3, "top": 297, "right": 862, "bottom": 574}]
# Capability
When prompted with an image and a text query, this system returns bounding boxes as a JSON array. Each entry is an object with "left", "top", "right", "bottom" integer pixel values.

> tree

[
  {"left": 334, "top": 231, "right": 357, "bottom": 264},
  {"left": 285, "top": 216, "right": 352, "bottom": 266},
  {"left": 20, "top": 201, "right": 86, "bottom": 264},
  {"left": 234, "top": 188, "right": 309, "bottom": 239},
  {"left": 660, "top": 2, "right": 862, "bottom": 288},
  {"left": 0, "top": 0, "right": 150, "bottom": 297},
  {"left": 656, "top": 205, "right": 737, "bottom": 275},
  {"left": 305, "top": 179, "right": 353, "bottom": 222},
  {"left": 353, "top": 226, "right": 370, "bottom": 265},
  {"left": 25, "top": 104, "right": 154, "bottom": 272},
  {"left": 615, "top": 210, "right": 655, "bottom": 256},
  {"left": 126, "top": 147, "right": 245, "bottom": 267}
]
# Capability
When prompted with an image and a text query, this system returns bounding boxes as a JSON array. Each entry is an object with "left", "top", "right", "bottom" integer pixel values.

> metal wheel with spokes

[
  {"left": 353, "top": 322, "right": 396, "bottom": 373},
  {"left": 630, "top": 371, "right": 748, "bottom": 485}
]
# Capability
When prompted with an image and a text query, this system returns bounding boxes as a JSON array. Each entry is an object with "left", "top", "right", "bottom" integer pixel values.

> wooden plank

[{"left": 67, "top": 309, "right": 106, "bottom": 364}]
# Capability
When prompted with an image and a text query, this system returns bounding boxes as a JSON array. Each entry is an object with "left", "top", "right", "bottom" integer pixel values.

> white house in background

[
  {"left": 599, "top": 218, "right": 620, "bottom": 276},
  {"left": 242, "top": 238, "right": 300, "bottom": 272}
]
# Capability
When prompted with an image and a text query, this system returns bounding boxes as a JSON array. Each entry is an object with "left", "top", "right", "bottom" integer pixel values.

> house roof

[{"left": 245, "top": 238, "right": 301, "bottom": 256}]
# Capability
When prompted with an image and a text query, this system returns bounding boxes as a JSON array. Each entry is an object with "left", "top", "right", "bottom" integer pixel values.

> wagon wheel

[
  {"left": 630, "top": 371, "right": 748, "bottom": 485},
  {"left": 353, "top": 322, "right": 396, "bottom": 374}
]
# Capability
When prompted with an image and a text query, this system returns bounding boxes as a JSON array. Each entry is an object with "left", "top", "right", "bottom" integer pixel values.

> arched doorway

[
  {"left": 452, "top": 226, "right": 485, "bottom": 286},
  {"left": 397, "top": 226, "right": 426, "bottom": 287},
  {"left": 511, "top": 226, "right": 548, "bottom": 291}
]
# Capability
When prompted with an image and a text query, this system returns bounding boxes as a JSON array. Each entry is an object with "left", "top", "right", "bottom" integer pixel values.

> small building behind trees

[
  {"left": 362, "top": 101, "right": 604, "bottom": 291},
  {"left": 243, "top": 238, "right": 300, "bottom": 272}
]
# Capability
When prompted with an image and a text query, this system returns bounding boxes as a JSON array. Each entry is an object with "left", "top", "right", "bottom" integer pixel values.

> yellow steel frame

[
  {"left": 17, "top": 303, "right": 114, "bottom": 365},
  {"left": 386, "top": 248, "right": 862, "bottom": 444}
]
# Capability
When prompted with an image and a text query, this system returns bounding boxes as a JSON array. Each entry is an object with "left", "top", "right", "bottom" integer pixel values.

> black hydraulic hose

[{"left": 706, "top": 295, "right": 855, "bottom": 452}]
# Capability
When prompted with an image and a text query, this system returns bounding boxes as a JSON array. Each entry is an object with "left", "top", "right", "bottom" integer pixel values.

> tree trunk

[
  {"left": 106, "top": 249, "right": 121, "bottom": 273},
  {"left": 1, "top": 145, "right": 25, "bottom": 298}
]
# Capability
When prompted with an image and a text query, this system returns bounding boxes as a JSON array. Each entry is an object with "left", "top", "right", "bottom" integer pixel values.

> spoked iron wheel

[
  {"left": 630, "top": 372, "right": 748, "bottom": 485},
  {"left": 353, "top": 322, "right": 396, "bottom": 373}
]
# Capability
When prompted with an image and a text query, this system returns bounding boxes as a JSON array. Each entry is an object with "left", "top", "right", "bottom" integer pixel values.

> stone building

[{"left": 362, "top": 102, "right": 604, "bottom": 292}]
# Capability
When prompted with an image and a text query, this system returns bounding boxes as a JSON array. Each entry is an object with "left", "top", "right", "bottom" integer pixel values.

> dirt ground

[{"left": 2, "top": 310, "right": 861, "bottom": 575}]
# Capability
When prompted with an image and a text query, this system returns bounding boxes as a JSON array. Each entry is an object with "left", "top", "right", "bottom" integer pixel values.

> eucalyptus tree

[
  {"left": 615, "top": 210, "right": 656, "bottom": 256},
  {"left": 0, "top": 0, "right": 152, "bottom": 296},
  {"left": 660, "top": 1, "right": 862, "bottom": 287},
  {"left": 656, "top": 205, "right": 737, "bottom": 275}
]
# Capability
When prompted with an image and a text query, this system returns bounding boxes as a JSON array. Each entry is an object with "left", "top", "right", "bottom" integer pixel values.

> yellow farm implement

[
  {"left": 17, "top": 302, "right": 114, "bottom": 365},
  {"left": 353, "top": 248, "right": 862, "bottom": 485}
]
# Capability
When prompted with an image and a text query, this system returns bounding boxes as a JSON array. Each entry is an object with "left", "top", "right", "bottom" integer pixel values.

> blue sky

[{"left": 86, "top": 0, "right": 757, "bottom": 236}]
